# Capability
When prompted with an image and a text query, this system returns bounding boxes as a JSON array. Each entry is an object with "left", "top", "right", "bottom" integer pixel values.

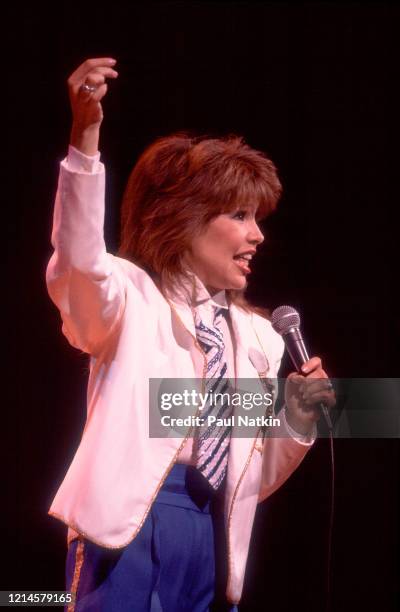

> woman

[{"left": 47, "top": 57, "right": 335, "bottom": 611}]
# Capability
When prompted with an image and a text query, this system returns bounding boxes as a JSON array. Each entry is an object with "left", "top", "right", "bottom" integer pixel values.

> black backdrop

[{"left": 5, "top": 3, "right": 399, "bottom": 611}]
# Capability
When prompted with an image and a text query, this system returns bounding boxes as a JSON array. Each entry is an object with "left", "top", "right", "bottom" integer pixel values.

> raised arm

[{"left": 46, "top": 58, "right": 126, "bottom": 356}]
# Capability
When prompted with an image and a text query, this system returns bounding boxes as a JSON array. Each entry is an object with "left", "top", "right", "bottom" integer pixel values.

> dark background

[{"left": 5, "top": 2, "right": 399, "bottom": 611}]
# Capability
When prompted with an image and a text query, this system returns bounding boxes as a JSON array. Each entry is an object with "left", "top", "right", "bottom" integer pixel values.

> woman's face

[{"left": 185, "top": 207, "right": 264, "bottom": 295}]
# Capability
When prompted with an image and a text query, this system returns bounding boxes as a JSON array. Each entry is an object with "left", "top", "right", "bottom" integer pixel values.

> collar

[
  {"left": 168, "top": 271, "right": 229, "bottom": 311},
  {"left": 165, "top": 272, "right": 262, "bottom": 379}
]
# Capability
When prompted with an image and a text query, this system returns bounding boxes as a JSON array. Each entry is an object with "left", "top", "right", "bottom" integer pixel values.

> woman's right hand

[{"left": 68, "top": 57, "right": 118, "bottom": 155}]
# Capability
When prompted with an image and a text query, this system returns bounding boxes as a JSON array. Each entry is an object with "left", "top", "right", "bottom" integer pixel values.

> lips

[
  {"left": 234, "top": 256, "right": 251, "bottom": 274},
  {"left": 233, "top": 250, "right": 256, "bottom": 260},
  {"left": 233, "top": 250, "right": 255, "bottom": 274}
]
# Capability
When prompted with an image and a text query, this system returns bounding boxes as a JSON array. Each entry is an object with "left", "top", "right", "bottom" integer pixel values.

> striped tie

[{"left": 194, "top": 306, "right": 233, "bottom": 490}]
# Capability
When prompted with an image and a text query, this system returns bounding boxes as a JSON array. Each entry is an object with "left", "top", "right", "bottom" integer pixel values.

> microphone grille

[{"left": 271, "top": 305, "right": 301, "bottom": 335}]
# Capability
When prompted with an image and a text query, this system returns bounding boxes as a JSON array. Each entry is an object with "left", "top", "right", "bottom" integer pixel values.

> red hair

[{"left": 118, "top": 132, "right": 282, "bottom": 313}]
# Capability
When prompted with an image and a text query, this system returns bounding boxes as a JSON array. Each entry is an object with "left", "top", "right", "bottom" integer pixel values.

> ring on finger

[{"left": 79, "top": 83, "right": 97, "bottom": 93}]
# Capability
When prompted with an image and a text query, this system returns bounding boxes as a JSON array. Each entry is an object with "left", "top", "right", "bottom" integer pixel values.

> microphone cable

[{"left": 325, "top": 427, "right": 335, "bottom": 612}]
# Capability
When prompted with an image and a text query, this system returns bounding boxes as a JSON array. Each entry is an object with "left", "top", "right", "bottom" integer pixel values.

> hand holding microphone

[{"left": 271, "top": 306, "right": 336, "bottom": 435}]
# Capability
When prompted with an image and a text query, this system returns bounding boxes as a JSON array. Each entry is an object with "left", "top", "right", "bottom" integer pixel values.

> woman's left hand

[{"left": 284, "top": 357, "right": 336, "bottom": 436}]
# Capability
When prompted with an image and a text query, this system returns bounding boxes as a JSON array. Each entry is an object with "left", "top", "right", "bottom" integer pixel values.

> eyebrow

[{"left": 233, "top": 202, "right": 257, "bottom": 211}]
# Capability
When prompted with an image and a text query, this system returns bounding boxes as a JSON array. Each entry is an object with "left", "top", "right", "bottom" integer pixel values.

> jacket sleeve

[
  {"left": 46, "top": 146, "right": 126, "bottom": 355},
  {"left": 257, "top": 330, "right": 316, "bottom": 503}
]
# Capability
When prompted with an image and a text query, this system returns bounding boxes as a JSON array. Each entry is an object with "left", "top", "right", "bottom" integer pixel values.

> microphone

[{"left": 271, "top": 305, "right": 333, "bottom": 431}]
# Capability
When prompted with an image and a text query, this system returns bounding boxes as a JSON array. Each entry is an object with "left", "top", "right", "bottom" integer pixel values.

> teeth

[{"left": 236, "top": 254, "right": 252, "bottom": 261}]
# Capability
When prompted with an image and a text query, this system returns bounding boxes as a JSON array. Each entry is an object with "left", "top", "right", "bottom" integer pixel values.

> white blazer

[{"left": 46, "top": 151, "right": 313, "bottom": 605}]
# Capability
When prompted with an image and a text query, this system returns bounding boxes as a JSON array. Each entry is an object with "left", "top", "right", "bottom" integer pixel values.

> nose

[{"left": 247, "top": 219, "right": 264, "bottom": 245}]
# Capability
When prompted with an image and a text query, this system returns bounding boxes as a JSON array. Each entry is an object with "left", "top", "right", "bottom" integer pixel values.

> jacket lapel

[
  {"left": 168, "top": 299, "right": 196, "bottom": 339},
  {"left": 226, "top": 304, "right": 264, "bottom": 487},
  {"left": 229, "top": 304, "right": 261, "bottom": 379}
]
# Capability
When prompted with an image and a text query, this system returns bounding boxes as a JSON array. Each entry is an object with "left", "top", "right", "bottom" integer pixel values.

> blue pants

[{"left": 65, "top": 464, "right": 238, "bottom": 611}]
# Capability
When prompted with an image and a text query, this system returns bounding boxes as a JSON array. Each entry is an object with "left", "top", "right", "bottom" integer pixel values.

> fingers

[
  {"left": 68, "top": 58, "right": 118, "bottom": 100},
  {"left": 298, "top": 379, "right": 332, "bottom": 394},
  {"left": 83, "top": 72, "right": 111, "bottom": 89},
  {"left": 75, "top": 68, "right": 118, "bottom": 96},
  {"left": 287, "top": 376, "right": 334, "bottom": 403},
  {"left": 299, "top": 382, "right": 336, "bottom": 408},
  {"left": 300, "top": 356, "right": 321, "bottom": 374},
  {"left": 66, "top": 58, "right": 119, "bottom": 133},
  {"left": 91, "top": 83, "right": 108, "bottom": 103},
  {"left": 69, "top": 57, "right": 118, "bottom": 84},
  {"left": 287, "top": 357, "right": 336, "bottom": 409},
  {"left": 286, "top": 372, "right": 304, "bottom": 385}
]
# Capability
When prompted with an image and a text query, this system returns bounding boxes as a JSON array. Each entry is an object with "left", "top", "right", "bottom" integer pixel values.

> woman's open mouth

[{"left": 233, "top": 253, "right": 253, "bottom": 274}]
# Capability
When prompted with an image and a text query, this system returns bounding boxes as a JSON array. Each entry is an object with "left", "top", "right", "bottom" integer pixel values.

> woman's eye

[{"left": 233, "top": 210, "right": 246, "bottom": 220}]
